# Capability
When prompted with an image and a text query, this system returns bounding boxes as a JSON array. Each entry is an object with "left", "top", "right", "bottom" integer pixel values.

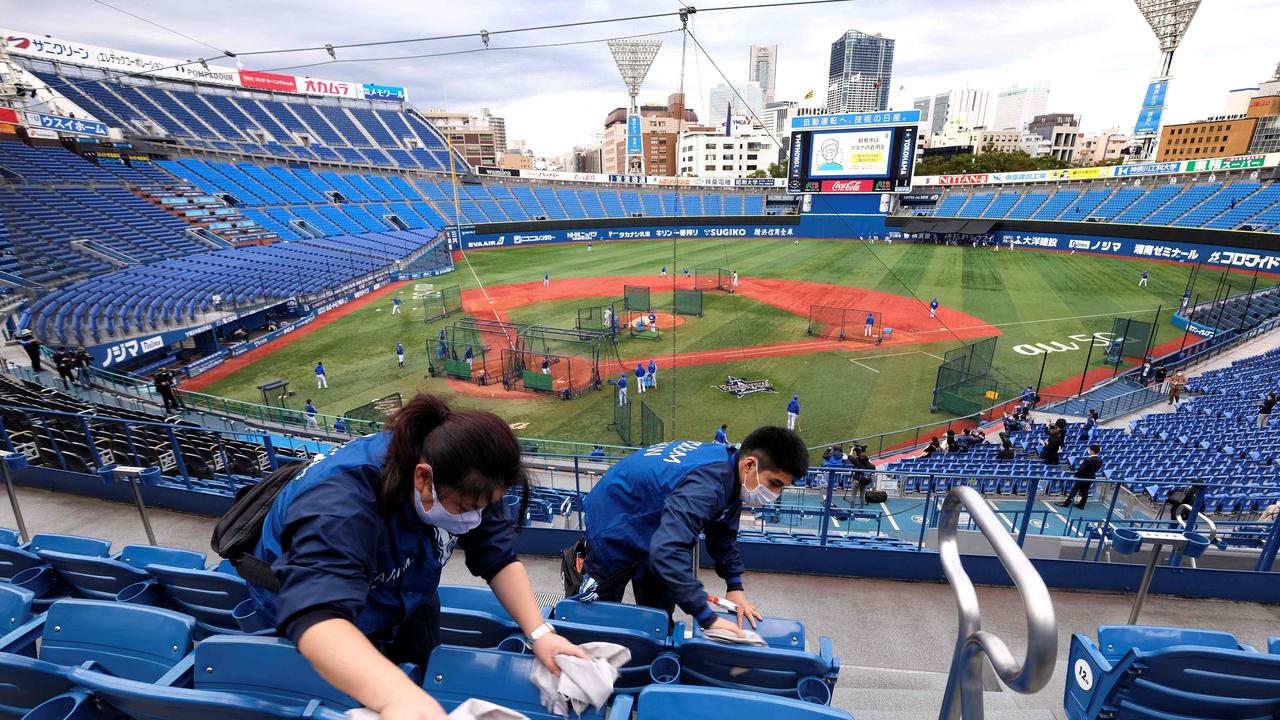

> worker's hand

[
  {"left": 707, "top": 616, "right": 746, "bottom": 637},
  {"left": 725, "top": 590, "right": 762, "bottom": 629},
  {"left": 377, "top": 686, "right": 449, "bottom": 720},
  {"left": 532, "top": 631, "right": 588, "bottom": 675}
]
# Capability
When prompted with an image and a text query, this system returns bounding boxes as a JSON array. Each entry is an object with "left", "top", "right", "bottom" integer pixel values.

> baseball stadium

[{"left": 2, "top": 2, "right": 1280, "bottom": 719}]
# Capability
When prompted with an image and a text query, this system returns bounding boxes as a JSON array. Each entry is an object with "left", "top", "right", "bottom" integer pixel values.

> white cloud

[{"left": 8, "top": 0, "right": 1278, "bottom": 156}]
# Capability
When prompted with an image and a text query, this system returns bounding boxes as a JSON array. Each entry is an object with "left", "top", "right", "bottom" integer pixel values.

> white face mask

[
  {"left": 413, "top": 480, "right": 483, "bottom": 535},
  {"left": 739, "top": 462, "right": 779, "bottom": 507}
]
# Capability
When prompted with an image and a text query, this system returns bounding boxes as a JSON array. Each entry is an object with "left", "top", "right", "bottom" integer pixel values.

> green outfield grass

[{"left": 199, "top": 239, "right": 1256, "bottom": 449}]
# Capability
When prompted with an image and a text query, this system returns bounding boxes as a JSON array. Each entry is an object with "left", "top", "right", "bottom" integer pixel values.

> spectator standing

[
  {"left": 714, "top": 424, "right": 729, "bottom": 444},
  {"left": 1138, "top": 361, "right": 1155, "bottom": 386},
  {"left": 1169, "top": 370, "right": 1187, "bottom": 404},
  {"left": 315, "top": 361, "right": 328, "bottom": 389},
  {"left": 1058, "top": 445, "right": 1103, "bottom": 509},
  {"left": 53, "top": 347, "right": 75, "bottom": 390},
  {"left": 1259, "top": 392, "right": 1277, "bottom": 428},
  {"left": 1041, "top": 427, "right": 1062, "bottom": 466},
  {"left": 304, "top": 399, "right": 319, "bottom": 429},
  {"left": 786, "top": 394, "right": 800, "bottom": 430},
  {"left": 74, "top": 347, "right": 93, "bottom": 388},
  {"left": 154, "top": 368, "right": 184, "bottom": 414},
  {"left": 850, "top": 451, "right": 875, "bottom": 507},
  {"left": 18, "top": 330, "right": 41, "bottom": 372}
]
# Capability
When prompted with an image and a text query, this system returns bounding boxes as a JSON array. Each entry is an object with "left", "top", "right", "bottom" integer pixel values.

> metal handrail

[
  {"left": 938, "top": 486, "right": 1057, "bottom": 720},
  {"left": 1175, "top": 503, "right": 1218, "bottom": 569}
]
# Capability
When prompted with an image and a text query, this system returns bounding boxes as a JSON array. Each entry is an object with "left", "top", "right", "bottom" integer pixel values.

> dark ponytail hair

[{"left": 378, "top": 393, "right": 529, "bottom": 519}]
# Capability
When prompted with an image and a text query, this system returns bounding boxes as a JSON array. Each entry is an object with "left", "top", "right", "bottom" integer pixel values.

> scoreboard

[{"left": 787, "top": 110, "right": 920, "bottom": 194}]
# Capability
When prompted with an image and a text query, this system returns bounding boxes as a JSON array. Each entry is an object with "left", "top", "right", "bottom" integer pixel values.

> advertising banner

[
  {"left": 626, "top": 113, "right": 642, "bottom": 155},
  {"left": 1134, "top": 105, "right": 1164, "bottom": 135},
  {"left": 3, "top": 27, "right": 240, "bottom": 86},
  {"left": 362, "top": 83, "right": 407, "bottom": 102},
  {"left": 1111, "top": 161, "right": 1181, "bottom": 177},
  {"left": 790, "top": 109, "right": 921, "bottom": 130},
  {"left": 238, "top": 70, "right": 297, "bottom": 93},
  {"left": 24, "top": 111, "right": 109, "bottom": 137},
  {"left": 459, "top": 223, "right": 802, "bottom": 249},
  {"left": 1184, "top": 155, "right": 1266, "bottom": 172},
  {"left": 0, "top": 107, "right": 18, "bottom": 125}
]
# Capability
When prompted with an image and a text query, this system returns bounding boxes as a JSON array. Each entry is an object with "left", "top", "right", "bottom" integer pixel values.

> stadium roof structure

[{"left": 1133, "top": 0, "right": 1203, "bottom": 54}]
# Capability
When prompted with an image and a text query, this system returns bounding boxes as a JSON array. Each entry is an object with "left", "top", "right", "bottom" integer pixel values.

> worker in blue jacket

[
  {"left": 576, "top": 426, "right": 809, "bottom": 634},
  {"left": 246, "top": 394, "right": 585, "bottom": 719}
]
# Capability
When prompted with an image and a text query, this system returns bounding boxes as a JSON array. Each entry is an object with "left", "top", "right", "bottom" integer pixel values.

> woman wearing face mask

[
  {"left": 571, "top": 426, "right": 809, "bottom": 635},
  {"left": 244, "top": 394, "right": 586, "bottom": 720}
]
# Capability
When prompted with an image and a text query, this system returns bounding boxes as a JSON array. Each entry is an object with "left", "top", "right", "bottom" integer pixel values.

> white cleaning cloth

[
  {"left": 704, "top": 627, "right": 768, "bottom": 647},
  {"left": 529, "top": 642, "right": 631, "bottom": 718},
  {"left": 348, "top": 698, "right": 529, "bottom": 720}
]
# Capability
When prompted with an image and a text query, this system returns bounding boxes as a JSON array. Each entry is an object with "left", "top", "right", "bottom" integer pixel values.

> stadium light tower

[
  {"left": 607, "top": 39, "right": 662, "bottom": 174},
  {"left": 1129, "top": 0, "right": 1203, "bottom": 161}
]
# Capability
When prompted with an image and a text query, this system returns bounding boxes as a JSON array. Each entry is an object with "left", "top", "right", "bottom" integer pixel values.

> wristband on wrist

[{"left": 528, "top": 621, "right": 556, "bottom": 643}]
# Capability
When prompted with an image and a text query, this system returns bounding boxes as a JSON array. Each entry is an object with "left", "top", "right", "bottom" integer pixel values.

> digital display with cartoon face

[{"left": 808, "top": 130, "right": 893, "bottom": 177}]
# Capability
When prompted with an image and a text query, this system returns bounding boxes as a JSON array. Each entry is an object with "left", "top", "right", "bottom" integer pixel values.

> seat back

[
  {"left": 635, "top": 685, "right": 852, "bottom": 720},
  {"left": 0, "top": 582, "right": 34, "bottom": 632},
  {"left": 550, "top": 599, "right": 669, "bottom": 641},
  {"left": 0, "top": 528, "right": 19, "bottom": 545},
  {"left": 1095, "top": 625, "right": 1243, "bottom": 662},
  {"left": 693, "top": 612, "right": 808, "bottom": 650},
  {"left": 677, "top": 638, "right": 836, "bottom": 703},
  {"left": 0, "top": 544, "right": 44, "bottom": 579},
  {"left": 145, "top": 564, "right": 250, "bottom": 634},
  {"left": 193, "top": 636, "right": 357, "bottom": 710},
  {"left": 437, "top": 585, "right": 521, "bottom": 647},
  {"left": 424, "top": 646, "right": 609, "bottom": 720},
  {"left": 27, "top": 534, "right": 112, "bottom": 558},
  {"left": 39, "top": 599, "right": 194, "bottom": 682},
  {"left": 36, "top": 550, "right": 150, "bottom": 601},
  {"left": 118, "top": 545, "right": 207, "bottom": 571},
  {"left": 67, "top": 668, "right": 349, "bottom": 720}
]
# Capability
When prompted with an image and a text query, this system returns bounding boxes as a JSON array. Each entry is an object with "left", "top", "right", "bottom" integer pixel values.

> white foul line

[
  {"left": 881, "top": 503, "right": 900, "bottom": 532},
  {"left": 1042, "top": 500, "right": 1083, "bottom": 537},
  {"left": 850, "top": 359, "right": 880, "bottom": 373},
  {"left": 987, "top": 499, "right": 1014, "bottom": 530}
]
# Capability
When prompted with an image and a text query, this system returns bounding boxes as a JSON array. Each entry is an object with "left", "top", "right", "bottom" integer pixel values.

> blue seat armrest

[
  {"left": 1269, "top": 637, "right": 1280, "bottom": 655},
  {"left": 156, "top": 653, "right": 197, "bottom": 687},
  {"left": 670, "top": 621, "right": 686, "bottom": 647},
  {"left": 606, "top": 693, "right": 634, "bottom": 720},
  {"left": 819, "top": 636, "right": 838, "bottom": 672},
  {"left": 397, "top": 662, "right": 421, "bottom": 685},
  {"left": 0, "top": 611, "right": 46, "bottom": 655}
]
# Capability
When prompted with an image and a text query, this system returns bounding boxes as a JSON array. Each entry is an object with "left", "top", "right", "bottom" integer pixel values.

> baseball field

[{"left": 189, "top": 238, "right": 1251, "bottom": 451}]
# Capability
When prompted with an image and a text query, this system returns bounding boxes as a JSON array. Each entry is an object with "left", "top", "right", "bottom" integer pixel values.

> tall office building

[
  {"left": 826, "top": 30, "right": 894, "bottom": 114},
  {"left": 912, "top": 89, "right": 991, "bottom": 136},
  {"left": 914, "top": 92, "right": 950, "bottom": 136},
  {"left": 708, "top": 82, "right": 765, "bottom": 122},
  {"left": 992, "top": 85, "right": 1050, "bottom": 130},
  {"left": 749, "top": 45, "right": 778, "bottom": 104}
]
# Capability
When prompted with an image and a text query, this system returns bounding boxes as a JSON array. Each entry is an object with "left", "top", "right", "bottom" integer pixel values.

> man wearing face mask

[
  {"left": 241, "top": 394, "right": 586, "bottom": 720},
  {"left": 575, "top": 426, "right": 809, "bottom": 635}
]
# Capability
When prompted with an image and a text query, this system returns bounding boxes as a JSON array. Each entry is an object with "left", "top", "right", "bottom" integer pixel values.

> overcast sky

[{"left": 10, "top": 0, "right": 1279, "bottom": 156}]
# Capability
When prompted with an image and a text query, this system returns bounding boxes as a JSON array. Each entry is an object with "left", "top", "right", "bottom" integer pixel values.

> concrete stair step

[{"left": 834, "top": 687, "right": 1020, "bottom": 716}]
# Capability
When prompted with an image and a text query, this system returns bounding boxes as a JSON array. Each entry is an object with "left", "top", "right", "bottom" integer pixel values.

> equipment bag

[
  {"left": 864, "top": 489, "right": 889, "bottom": 504},
  {"left": 211, "top": 461, "right": 306, "bottom": 592}
]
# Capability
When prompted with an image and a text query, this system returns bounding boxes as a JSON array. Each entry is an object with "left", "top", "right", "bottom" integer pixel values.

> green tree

[
  {"left": 767, "top": 162, "right": 786, "bottom": 178},
  {"left": 747, "top": 169, "right": 769, "bottom": 178}
]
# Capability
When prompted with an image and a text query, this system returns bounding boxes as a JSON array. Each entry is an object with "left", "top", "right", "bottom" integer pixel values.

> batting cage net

[
  {"left": 695, "top": 268, "right": 731, "bottom": 292},
  {"left": 673, "top": 289, "right": 704, "bottom": 317},
  {"left": 640, "top": 400, "right": 664, "bottom": 446},
  {"left": 422, "top": 284, "right": 463, "bottom": 322},
  {"left": 440, "top": 318, "right": 521, "bottom": 383},
  {"left": 807, "top": 305, "right": 884, "bottom": 343},
  {"left": 1105, "top": 317, "right": 1156, "bottom": 364},
  {"left": 932, "top": 337, "right": 1010, "bottom": 416},
  {"left": 343, "top": 392, "right": 403, "bottom": 434},
  {"left": 624, "top": 310, "right": 662, "bottom": 340},
  {"left": 623, "top": 285, "right": 652, "bottom": 312},
  {"left": 517, "top": 326, "right": 606, "bottom": 397},
  {"left": 576, "top": 303, "right": 620, "bottom": 339},
  {"left": 612, "top": 390, "right": 633, "bottom": 445}
]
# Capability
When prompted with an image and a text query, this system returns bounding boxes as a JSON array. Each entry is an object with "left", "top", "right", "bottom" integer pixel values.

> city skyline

[{"left": 6, "top": 0, "right": 1279, "bottom": 157}]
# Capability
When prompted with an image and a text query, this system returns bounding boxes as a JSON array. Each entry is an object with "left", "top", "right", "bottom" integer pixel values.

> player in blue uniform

[
  {"left": 575, "top": 427, "right": 808, "bottom": 633},
  {"left": 929, "top": 298, "right": 939, "bottom": 318},
  {"left": 395, "top": 342, "right": 405, "bottom": 369},
  {"left": 244, "top": 395, "right": 585, "bottom": 717},
  {"left": 391, "top": 297, "right": 402, "bottom": 315},
  {"left": 786, "top": 394, "right": 800, "bottom": 430},
  {"left": 647, "top": 359, "right": 657, "bottom": 389},
  {"left": 864, "top": 312, "right": 875, "bottom": 337},
  {"left": 713, "top": 424, "right": 729, "bottom": 444},
  {"left": 315, "top": 361, "right": 328, "bottom": 389}
]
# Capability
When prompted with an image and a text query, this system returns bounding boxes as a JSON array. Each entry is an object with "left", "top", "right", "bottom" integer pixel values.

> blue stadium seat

[
  {"left": 1065, "top": 625, "right": 1280, "bottom": 720},
  {"left": 635, "top": 685, "right": 852, "bottom": 719},
  {"left": 185, "top": 636, "right": 358, "bottom": 710},
  {"left": 674, "top": 635, "right": 840, "bottom": 704},
  {"left": 126, "top": 562, "right": 264, "bottom": 638},
  {"left": 423, "top": 645, "right": 629, "bottom": 720},
  {"left": 436, "top": 585, "right": 523, "bottom": 648},
  {"left": 52, "top": 670, "right": 349, "bottom": 720},
  {"left": 692, "top": 612, "right": 808, "bottom": 650},
  {"left": 0, "top": 534, "right": 112, "bottom": 608},
  {"left": 36, "top": 544, "right": 206, "bottom": 601},
  {"left": 0, "top": 584, "right": 34, "bottom": 634},
  {"left": 0, "top": 528, "right": 18, "bottom": 546},
  {"left": 548, "top": 599, "right": 680, "bottom": 690},
  {"left": 0, "top": 599, "right": 194, "bottom": 717}
]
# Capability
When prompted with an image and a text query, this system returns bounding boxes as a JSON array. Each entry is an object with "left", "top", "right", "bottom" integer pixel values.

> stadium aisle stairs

[{"left": 1041, "top": 379, "right": 1149, "bottom": 418}]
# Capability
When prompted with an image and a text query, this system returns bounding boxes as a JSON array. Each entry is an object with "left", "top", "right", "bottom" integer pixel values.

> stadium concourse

[{"left": 5, "top": 19, "right": 1280, "bottom": 720}]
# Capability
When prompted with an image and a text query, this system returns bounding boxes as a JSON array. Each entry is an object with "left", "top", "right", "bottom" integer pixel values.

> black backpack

[{"left": 211, "top": 461, "right": 306, "bottom": 592}]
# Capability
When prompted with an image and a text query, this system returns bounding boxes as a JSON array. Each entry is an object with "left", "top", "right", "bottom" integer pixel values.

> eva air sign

[{"left": 1184, "top": 155, "right": 1264, "bottom": 172}]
